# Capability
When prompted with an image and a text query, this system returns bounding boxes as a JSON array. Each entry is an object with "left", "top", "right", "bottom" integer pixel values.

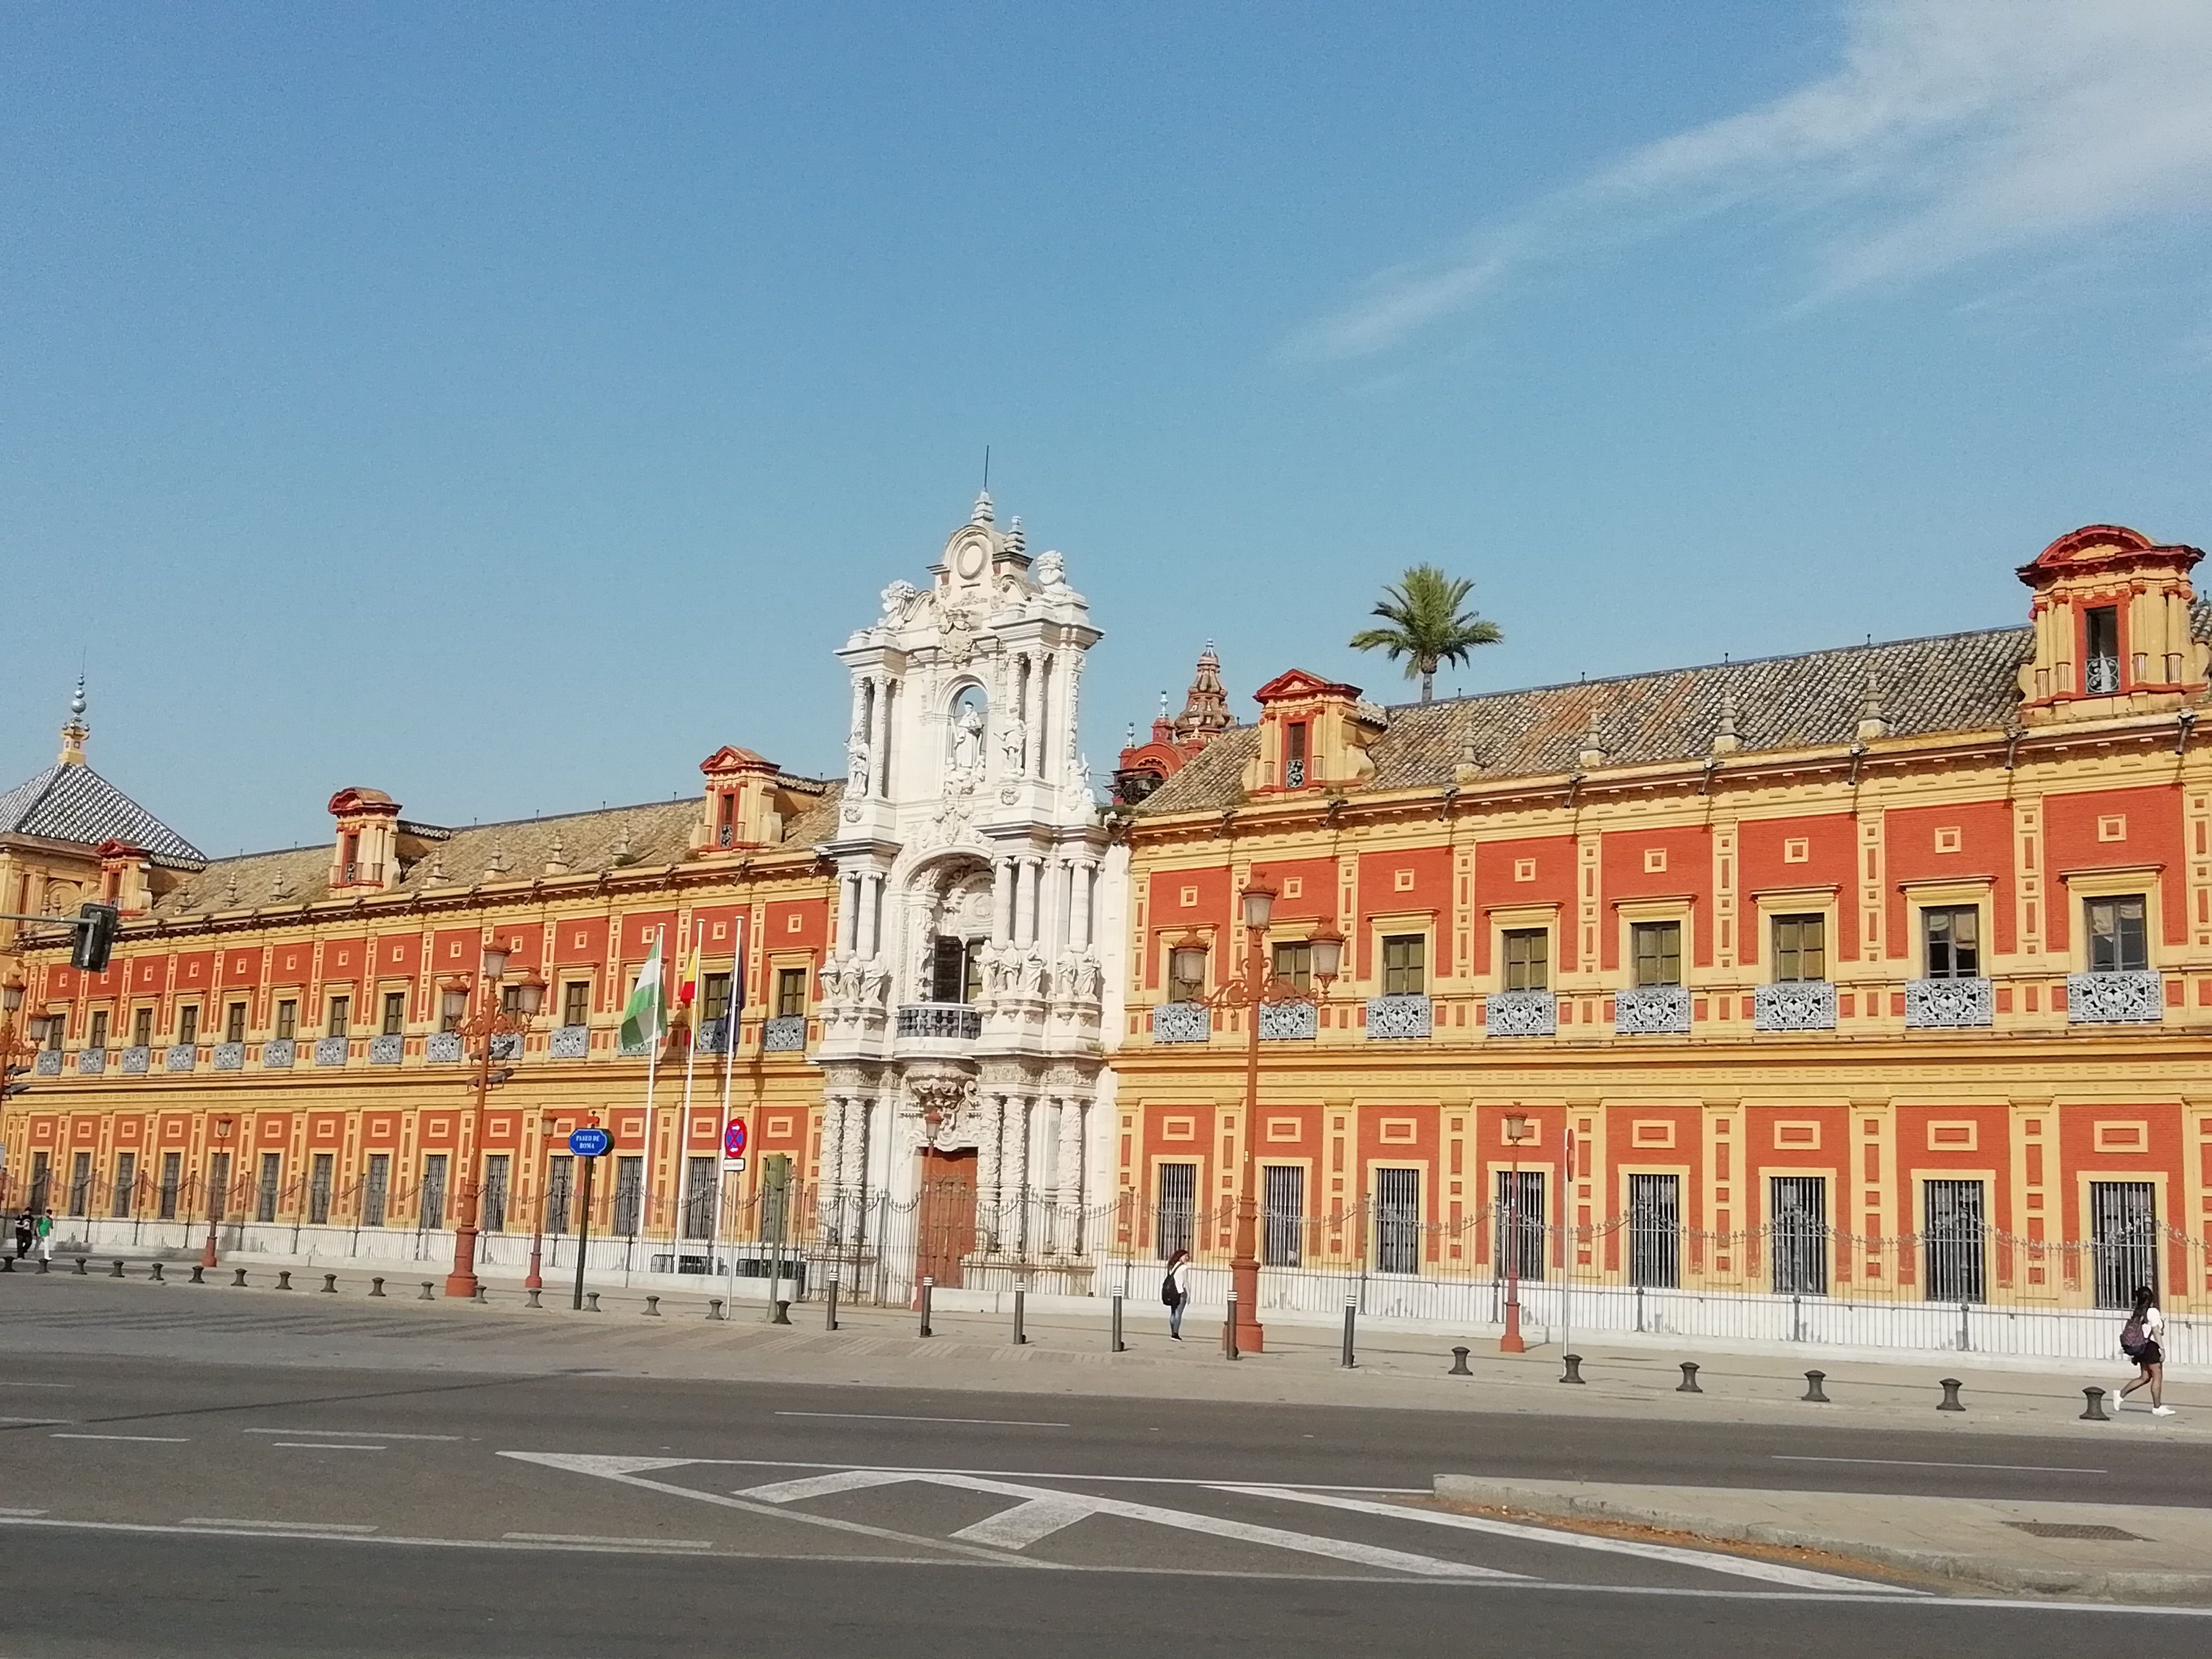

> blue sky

[{"left": 6, "top": 3, "right": 2211, "bottom": 857}]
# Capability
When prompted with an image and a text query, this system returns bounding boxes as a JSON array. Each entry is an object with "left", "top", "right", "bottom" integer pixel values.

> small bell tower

[{"left": 2017, "top": 524, "right": 2209, "bottom": 723}]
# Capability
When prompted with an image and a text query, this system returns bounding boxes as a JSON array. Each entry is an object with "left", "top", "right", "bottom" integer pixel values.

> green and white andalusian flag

[{"left": 620, "top": 931, "right": 667, "bottom": 1051}]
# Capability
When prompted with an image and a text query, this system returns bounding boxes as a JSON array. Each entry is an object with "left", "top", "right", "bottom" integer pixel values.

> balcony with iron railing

[
  {"left": 1365, "top": 994, "right": 1432, "bottom": 1040},
  {"left": 2067, "top": 969, "right": 2162, "bottom": 1025},
  {"left": 1753, "top": 981, "right": 1837, "bottom": 1032},
  {"left": 1614, "top": 985, "right": 1691, "bottom": 1036},
  {"left": 1151, "top": 1002, "right": 1211, "bottom": 1044},
  {"left": 1904, "top": 977, "right": 1993, "bottom": 1029},
  {"left": 895, "top": 1003, "right": 983, "bottom": 1042},
  {"left": 1484, "top": 989, "right": 1556, "bottom": 1037}
]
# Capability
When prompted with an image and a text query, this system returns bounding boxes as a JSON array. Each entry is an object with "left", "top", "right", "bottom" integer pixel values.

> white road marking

[
  {"left": 951, "top": 1496, "right": 1110, "bottom": 1549},
  {"left": 0, "top": 1382, "right": 75, "bottom": 1389},
  {"left": 0, "top": 1507, "right": 48, "bottom": 1516},
  {"left": 183, "top": 1519, "right": 378, "bottom": 1533},
  {"left": 643, "top": 1454, "right": 1425, "bottom": 1493},
  {"left": 270, "top": 1442, "right": 386, "bottom": 1452},
  {"left": 504, "top": 1532, "right": 714, "bottom": 1549},
  {"left": 0, "top": 1417, "right": 71, "bottom": 1425},
  {"left": 773, "top": 1411, "right": 1069, "bottom": 1428},
  {"left": 243, "top": 1428, "right": 463, "bottom": 1442},
  {"left": 1225, "top": 1487, "right": 1920, "bottom": 1595},
  {"left": 51, "top": 1433, "right": 188, "bottom": 1443},
  {"left": 734, "top": 1468, "right": 1524, "bottom": 1580},
  {"left": 1772, "top": 1456, "right": 2105, "bottom": 1474}
]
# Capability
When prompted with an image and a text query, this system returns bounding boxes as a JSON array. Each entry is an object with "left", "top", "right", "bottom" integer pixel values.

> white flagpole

[
  {"left": 637, "top": 926, "right": 665, "bottom": 1278},
  {"left": 717, "top": 928, "right": 745, "bottom": 1310},
  {"left": 674, "top": 937, "right": 701, "bottom": 1258}
]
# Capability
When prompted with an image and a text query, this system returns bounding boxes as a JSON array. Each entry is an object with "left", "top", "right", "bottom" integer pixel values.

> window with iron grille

[
  {"left": 613, "top": 1157, "right": 644, "bottom": 1236},
  {"left": 420, "top": 1155, "right": 448, "bottom": 1230},
  {"left": 131, "top": 1008, "right": 153, "bottom": 1048},
  {"left": 1627, "top": 1172, "right": 1680, "bottom": 1288},
  {"left": 1375, "top": 1167, "right": 1422, "bottom": 1275},
  {"left": 546, "top": 1156, "right": 574, "bottom": 1235},
  {"left": 683, "top": 1156, "right": 718, "bottom": 1241},
  {"left": 1494, "top": 1169, "right": 1545, "bottom": 1283},
  {"left": 1923, "top": 1178, "right": 1985, "bottom": 1304},
  {"left": 111, "top": 1152, "right": 136, "bottom": 1219},
  {"left": 326, "top": 995, "right": 350, "bottom": 1038},
  {"left": 1154, "top": 1162, "right": 1196, "bottom": 1261},
  {"left": 1272, "top": 941, "right": 1312, "bottom": 992},
  {"left": 2085, "top": 896, "right": 2149, "bottom": 974},
  {"left": 1381, "top": 935, "right": 1426, "bottom": 996},
  {"left": 274, "top": 1000, "right": 296, "bottom": 1041},
  {"left": 225, "top": 1002, "right": 247, "bottom": 1043},
  {"left": 1770, "top": 1176, "right": 1828, "bottom": 1296},
  {"left": 2085, "top": 605, "right": 2121, "bottom": 693},
  {"left": 68, "top": 1152, "right": 91, "bottom": 1216},
  {"left": 2091, "top": 1180, "right": 2157, "bottom": 1310},
  {"left": 158, "top": 1152, "right": 181, "bottom": 1220},
  {"left": 1285, "top": 720, "right": 1309, "bottom": 789},
  {"left": 1502, "top": 928, "right": 1548, "bottom": 991},
  {"left": 482, "top": 1155, "right": 510, "bottom": 1232},
  {"left": 207, "top": 1152, "right": 230, "bottom": 1222},
  {"left": 308, "top": 1153, "right": 333, "bottom": 1226},
  {"left": 177, "top": 1006, "right": 198, "bottom": 1045},
  {"left": 255, "top": 1153, "right": 281, "bottom": 1222},
  {"left": 1771, "top": 915, "right": 1825, "bottom": 982},
  {"left": 28, "top": 1152, "right": 49, "bottom": 1214},
  {"left": 382, "top": 992, "right": 406, "bottom": 1036},
  {"left": 1922, "top": 906, "right": 1980, "bottom": 978},
  {"left": 702, "top": 973, "right": 733, "bottom": 1024},
  {"left": 1263, "top": 1165, "right": 1304, "bottom": 1266},
  {"left": 362, "top": 1154, "right": 390, "bottom": 1228},
  {"left": 1631, "top": 922, "right": 1682, "bottom": 987},
  {"left": 562, "top": 981, "right": 591, "bottom": 1027},
  {"left": 775, "top": 967, "right": 808, "bottom": 1019},
  {"left": 1167, "top": 949, "right": 1208, "bottom": 1004}
]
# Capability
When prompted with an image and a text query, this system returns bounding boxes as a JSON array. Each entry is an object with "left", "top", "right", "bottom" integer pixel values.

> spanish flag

[{"left": 677, "top": 939, "right": 701, "bottom": 1009}]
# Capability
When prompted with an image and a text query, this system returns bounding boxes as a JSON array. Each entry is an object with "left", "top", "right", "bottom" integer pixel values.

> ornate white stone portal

[{"left": 815, "top": 493, "right": 1110, "bottom": 1286}]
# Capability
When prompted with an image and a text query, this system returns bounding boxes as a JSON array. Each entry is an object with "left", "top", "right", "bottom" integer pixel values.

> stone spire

[
  {"left": 969, "top": 489, "right": 994, "bottom": 526},
  {"left": 1856, "top": 671, "right": 1889, "bottom": 742},
  {"left": 58, "top": 677, "right": 89, "bottom": 766},
  {"left": 1170, "top": 642, "right": 1233, "bottom": 747},
  {"left": 1711, "top": 686, "right": 1741, "bottom": 756}
]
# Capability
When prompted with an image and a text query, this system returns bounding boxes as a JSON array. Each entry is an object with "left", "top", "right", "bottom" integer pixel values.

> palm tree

[{"left": 1350, "top": 564, "right": 1503, "bottom": 702}]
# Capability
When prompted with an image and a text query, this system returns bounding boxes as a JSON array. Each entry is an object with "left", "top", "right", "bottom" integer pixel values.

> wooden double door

[{"left": 915, "top": 1147, "right": 977, "bottom": 1296}]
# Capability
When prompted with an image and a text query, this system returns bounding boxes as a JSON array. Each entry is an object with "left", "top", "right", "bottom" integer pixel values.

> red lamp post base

[
  {"left": 1230, "top": 1254, "right": 1266, "bottom": 1354},
  {"left": 1499, "top": 1294, "right": 1526, "bottom": 1354},
  {"left": 445, "top": 1221, "right": 481, "bottom": 1299},
  {"left": 200, "top": 1228, "right": 218, "bottom": 1270}
]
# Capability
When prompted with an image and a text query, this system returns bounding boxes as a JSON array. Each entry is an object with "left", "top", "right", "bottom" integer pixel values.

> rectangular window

[
  {"left": 613, "top": 1157, "right": 644, "bottom": 1236},
  {"left": 111, "top": 1151, "right": 136, "bottom": 1219},
  {"left": 274, "top": 1000, "right": 297, "bottom": 1041},
  {"left": 308, "top": 1153, "right": 334, "bottom": 1226},
  {"left": 68, "top": 1152, "right": 91, "bottom": 1217},
  {"left": 1380, "top": 935, "right": 1426, "bottom": 996},
  {"left": 1495, "top": 1169, "right": 1545, "bottom": 1284},
  {"left": 546, "top": 1155, "right": 575, "bottom": 1235},
  {"left": 1263, "top": 1165, "right": 1305, "bottom": 1266},
  {"left": 1631, "top": 921, "right": 1682, "bottom": 987},
  {"left": 2090, "top": 1180, "right": 2157, "bottom": 1310},
  {"left": 257, "top": 1153, "right": 281, "bottom": 1223},
  {"left": 1154, "top": 1162, "right": 1196, "bottom": 1261},
  {"left": 1923, "top": 1178, "right": 1985, "bottom": 1304},
  {"left": 382, "top": 991, "right": 406, "bottom": 1036},
  {"left": 326, "top": 995, "right": 350, "bottom": 1038},
  {"left": 930, "top": 936, "right": 971, "bottom": 1004},
  {"left": 1770, "top": 1176, "right": 1828, "bottom": 1296},
  {"left": 88, "top": 1010, "right": 108, "bottom": 1049},
  {"left": 482, "top": 1155, "right": 510, "bottom": 1233},
  {"left": 1272, "top": 941, "right": 1312, "bottom": 992},
  {"left": 562, "top": 981, "right": 591, "bottom": 1027},
  {"left": 1922, "top": 906, "right": 1980, "bottom": 978},
  {"left": 2085, "top": 895, "right": 2149, "bottom": 974},
  {"left": 1375, "top": 1167, "right": 1421, "bottom": 1275},
  {"left": 177, "top": 1006, "right": 199, "bottom": 1045},
  {"left": 1502, "top": 928, "right": 1549, "bottom": 992},
  {"left": 1167, "top": 949, "right": 1207, "bottom": 1004},
  {"left": 775, "top": 968, "right": 808, "bottom": 1019},
  {"left": 362, "top": 1154, "right": 390, "bottom": 1228},
  {"left": 131, "top": 1008, "right": 153, "bottom": 1048},
  {"left": 225, "top": 1002, "right": 247, "bottom": 1043},
  {"left": 682, "top": 1156, "right": 718, "bottom": 1241},
  {"left": 500, "top": 984, "right": 523, "bottom": 1016},
  {"left": 1771, "top": 914, "right": 1826, "bottom": 983},
  {"left": 157, "top": 1152, "right": 181, "bottom": 1220},
  {"left": 1627, "top": 1173, "right": 1679, "bottom": 1288},
  {"left": 28, "top": 1151, "right": 50, "bottom": 1214},
  {"left": 1285, "top": 721, "right": 1309, "bottom": 789},
  {"left": 2085, "top": 604, "right": 2121, "bottom": 693},
  {"left": 206, "top": 1152, "right": 231, "bottom": 1222},
  {"left": 701, "top": 973, "right": 733, "bottom": 1025},
  {"left": 419, "top": 1155, "right": 448, "bottom": 1230}
]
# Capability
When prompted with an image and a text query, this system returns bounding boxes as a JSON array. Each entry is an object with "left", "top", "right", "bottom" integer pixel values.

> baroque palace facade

[{"left": 4, "top": 514, "right": 2210, "bottom": 1348}]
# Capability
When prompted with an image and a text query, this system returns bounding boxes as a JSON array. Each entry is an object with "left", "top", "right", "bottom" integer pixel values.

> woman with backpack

[
  {"left": 2118, "top": 1284, "right": 2173, "bottom": 1416},
  {"left": 1162, "top": 1249, "right": 1192, "bottom": 1340}
]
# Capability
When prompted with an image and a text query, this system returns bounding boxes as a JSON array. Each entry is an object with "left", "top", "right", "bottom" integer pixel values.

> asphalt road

[{"left": 1, "top": 1350, "right": 2208, "bottom": 1657}]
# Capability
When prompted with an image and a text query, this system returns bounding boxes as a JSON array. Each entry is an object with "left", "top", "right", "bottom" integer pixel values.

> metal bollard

[
  {"left": 918, "top": 1277, "right": 934, "bottom": 1338},
  {"left": 232, "top": 1268, "right": 248, "bottom": 1287},
  {"left": 368, "top": 1276, "right": 384, "bottom": 1297},
  {"left": 321, "top": 1273, "right": 337, "bottom": 1293},
  {"left": 1111, "top": 1293, "right": 1125, "bottom": 1352},
  {"left": 1937, "top": 1377, "right": 1965, "bottom": 1412},
  {"left": 643, "top": 1295, "right": 661, "bottom": 1317},
  {"left": 1013, "top": 1288, "right": 1027, "bottom": 1346},
  {"left": 1802, "top": 1369, "right": 1830, "bottom": 1404},
  {"left": 1342, "top": 1301, "right": 1357, "bottom": 1369},
  {"left": 1677, "top": 1361, "right": 1702, "bottom": 1393},
  {"left": 73, "top": 1257, "right": 88, "bottom": 1275},
  {"left": 526, "top": 1288, "right": 543, "bottom": 1309},
  {"left": 472, "top": 1285, "right": 487, "bottom": 1304},
  {"left": 187, "top": 1264, "right": 203, "bottom": 1284},
  {"left": 585, "top": 1291, "right": 601, "bottom": 1312},
  {"left": 148, "top": 1262, "right": 164, "bottom": 1282},
  {"left": 772, "top": 1297, "right": 791, "bottom": 1326},
  {"left": 37, "top": 1256, "right": 50, "bottom": 1273},
  {"left": 1448, "top": 1345, "right": 1472, "bottom": 1377},
  {"left": 2081, "top": 1386, "right": 2111, "bottom": 1422},
  {"left": 110, "top": 1259, "right": 125, "bottom": 1278},
  {"left": 418, "top": 1280, "right": 434, "bottom": 1301},
  {"left": 1224, "top": 1294, "right": 1239, "bottom": 1362},
  {"left": 1561, "top": 1353, "right": 1586, "bottom": 1385},
  {"left": 823, "top": 1281, "right": 837, "bottom": 1331},
  {"left": 707, "top": 1297, "right": 724, "bottom": 1321},
  {"left": 276, "top": 1270, "right": 292, "bottom": 1291},
  {"left": 1, "top": 1256, "right": 11, "bottom": 1272}
]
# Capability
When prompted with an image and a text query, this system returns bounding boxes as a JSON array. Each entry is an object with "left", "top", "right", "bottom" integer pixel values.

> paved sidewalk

[
  {"left": 3, "top": 1258, "right": 2203, "bottom": 1441},
  {"left": 1431, "top": 1474, "right": 2212, "bottom": 1602}
]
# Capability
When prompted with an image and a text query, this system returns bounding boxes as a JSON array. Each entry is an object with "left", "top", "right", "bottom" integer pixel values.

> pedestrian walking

[
  {"left": 12, "top": 1209, "right": 31, "bottom": 1260},
  {"left": 1162, "top": 1248, "right": 1192, "bottom": 1340},
  {"left": 2117, "top": 1284, "right": 2173, "bottom": 1417},
  {"left": 35, "top": 1208, "right": 54, "bottom": 1264}
]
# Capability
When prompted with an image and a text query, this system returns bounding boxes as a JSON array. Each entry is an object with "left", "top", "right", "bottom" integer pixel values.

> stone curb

[{"left": 1430, "top": 1475, "right": 2212, "bottom": 1603}]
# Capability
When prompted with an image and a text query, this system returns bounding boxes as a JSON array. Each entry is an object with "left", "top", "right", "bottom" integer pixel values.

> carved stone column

[
  {"left": 976, "top": 1092, "right": 1006, "bottom": 1251},
  {"left": 1000, "top": 1096, "right": 1030, "bottom": 1256},
  {"left": 841, "top": 1096, "right": 870, "bottom": 1245},
  {"left": 871, "top": 673, "right": 895, "bottom": 797},
  {"left": 992, "top": 857, "right": 1017, "bottom": 946},
  {"left": 1057, "top": 1095, "right": 1085, "bottom": 1254}
]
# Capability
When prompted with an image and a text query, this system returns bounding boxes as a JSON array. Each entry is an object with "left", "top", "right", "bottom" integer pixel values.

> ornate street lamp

[
  {"left": 1198, "top": 883, "right": 1342, "bottom": 1354},
  {"left": 201, "top": 1116, "right": 234, "bottom": 1270},
  {"left": 1500, "top": 1113, "right": 1531, "bottom": 1354},
  {"left": 0, "top": 975, "right": 32, "bottom": 1210},
  {"left": 441, "top": 944, "right": 544, "bottom": 1298}
]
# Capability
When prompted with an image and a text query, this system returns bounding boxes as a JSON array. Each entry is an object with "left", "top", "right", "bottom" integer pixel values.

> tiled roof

[
  {"left": 147, "top": 782, "right": 840, "bottom": 918},
  {"left": 1136, "top": 614, "right": 2209, "bottom": 816},
  {"left": 0, "top": 764, "right": 205, "bottom": 865}
]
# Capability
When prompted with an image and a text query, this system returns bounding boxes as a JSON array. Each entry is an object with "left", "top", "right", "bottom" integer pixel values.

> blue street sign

[{"left": 568, "top": 1126, "right": 611, "bottom": 1158}]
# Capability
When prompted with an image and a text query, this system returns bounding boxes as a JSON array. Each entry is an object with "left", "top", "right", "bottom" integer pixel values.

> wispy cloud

[{"left": 1292, "top": 0, "right": 2212, "bottom": 361}]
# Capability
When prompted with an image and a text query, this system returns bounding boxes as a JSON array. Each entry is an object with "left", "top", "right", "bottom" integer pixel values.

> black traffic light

[
  {"left": 1, "top": 1062, "right": 29, "bottom": 1101},
  {"left": 71, "top": 902, "right": 119, "bottom": 973}
]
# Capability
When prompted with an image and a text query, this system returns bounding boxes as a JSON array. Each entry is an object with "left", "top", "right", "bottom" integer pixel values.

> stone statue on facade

[{"left": 951, "top": 703, "right": 985, "bottom": 777}]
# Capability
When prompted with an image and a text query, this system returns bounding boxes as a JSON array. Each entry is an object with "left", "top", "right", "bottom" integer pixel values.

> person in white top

[
  {"left": 1162, "top": 1249, "right": 1192, "bottom": 1340},
  {"left": 2118, "top": 1285, "right": 2173, "bottom": 1416}
]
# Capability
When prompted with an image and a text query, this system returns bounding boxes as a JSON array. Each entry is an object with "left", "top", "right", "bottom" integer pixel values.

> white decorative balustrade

[
  {"left": 1614, "top": 985, "right": 1691, "bottom": 1035},
  {"left": 1753, "top": 981, "right": 1837, "bottom": 1032},
  {"left": 2067, "top": 970, "right": 2162, "bottom": 1025},
  {"left": 1366, "top": 994, "right": 1433, "bottom": 1040},
  {"left": 1905, "top": 977, "right": 1993, "bottom": 1028},
  {"left": 1151, "top": 1002, "right": 1211, "bottom": 1044},
  {"left": 1259, "top": 1002, "right": 1317, "bottom": 1041},
  {"left": 895, "top": 1003, "right": 983, "bottom": 1041},
  {"left": 1485, "top": 989, "right": 1556, "bottom": 1037}
]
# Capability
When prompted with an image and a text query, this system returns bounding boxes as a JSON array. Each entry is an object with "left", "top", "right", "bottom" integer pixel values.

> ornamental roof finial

[
  {"left": 970, "top": 489, "right": 994, "bottom": 526},
  {"left": 58, "top": 675, "right": 89, "bottom": 766}
]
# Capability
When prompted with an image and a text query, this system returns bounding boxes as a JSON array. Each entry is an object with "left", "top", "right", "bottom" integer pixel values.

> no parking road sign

[{"left": 723, "top": 1120, "right": 748, "bottom": 1159}]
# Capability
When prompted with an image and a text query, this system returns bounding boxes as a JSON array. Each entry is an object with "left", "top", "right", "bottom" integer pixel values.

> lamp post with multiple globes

[
  {"left": 0, "top": 975, "right": 41, "bottom": 1210},
  {"left": 1170, "top": 883, "right": 1343, "bottom": 1356},
  {"left": 440, "top": 942, "right": 544, "bottom": 1300}
]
